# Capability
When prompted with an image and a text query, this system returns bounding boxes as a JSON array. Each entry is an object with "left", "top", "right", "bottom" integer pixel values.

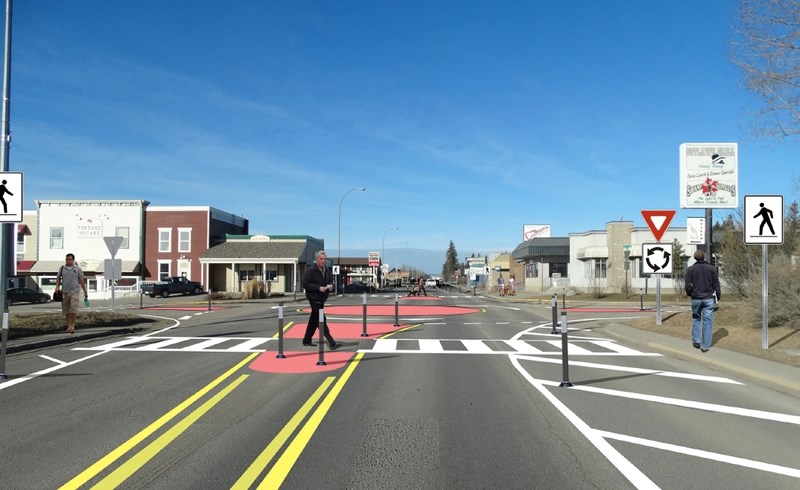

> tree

[
  {"left": 671, "top": 238, "right": 686, "bottom": 295},
  {"left": 441, "top": 240, "right": 460, "bottom": 283},
  {"left": 731, "top": 0, "right": 800, "bottom": 137}
]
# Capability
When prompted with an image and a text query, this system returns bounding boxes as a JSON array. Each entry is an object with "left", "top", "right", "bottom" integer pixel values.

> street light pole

[
  {"left": 337, "top": 186, "right": 365, "bottom": 294},
  {"left": 382, "top": 226, "right": 398, "bottom": 288}
]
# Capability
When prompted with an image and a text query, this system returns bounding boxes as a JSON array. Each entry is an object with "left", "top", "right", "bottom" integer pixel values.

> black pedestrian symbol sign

[
  {"left": 0, "top": 171, "right": 23, "bottom": 222},
  {"left": 641, "top": 243, "right": 673, "bottom": 274},
  {"left": 754, "top": 203, "right": 775, "bottom": 236},
  {"left": 744, "top": 195, "right": 783, "bottom": 245}
]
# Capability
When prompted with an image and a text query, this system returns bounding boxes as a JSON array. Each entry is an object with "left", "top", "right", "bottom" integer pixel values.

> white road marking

[
  {"left": 0, "top": 351, "right": 109, "bottom": 391},
  {"left": 597, "top": 430, "right": 800, "bottom": 479},
  {"left": 39, "top": 355, "right": 67, "bottom": 366}
]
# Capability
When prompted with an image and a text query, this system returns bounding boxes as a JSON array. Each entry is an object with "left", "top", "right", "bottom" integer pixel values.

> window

[
  {"left": 50, "top": 227, "right": 64, "bottom": 249},
  {"left": 525, "top": 262, "right": 539, "bottom": 278},
  {"left": 240, "top": 268, "right": 255, "bottom": 281},
  {"left": 158, "top": 228, "right": 171, "bottom": 253},
  {"left": 16, "top": 231, "right": 24, "bottom": 260},
  {"left": 115, "top": 226, "right": 130, "bottom": 249},
  {"left": 158, "top": 261, "right": 170, "bottom": 280},
  {"left": 178, "top": 228, "right": 191, "bottom": 253},
  {"left": 585, "top": 258, "right": 607, "bottom": 279},
  {"left": 550, "top": 262, "right": 568, "bottom": 278}
]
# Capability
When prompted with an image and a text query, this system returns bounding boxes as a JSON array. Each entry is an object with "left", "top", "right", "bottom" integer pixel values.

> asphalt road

[{"left": 0, "top": 291, "right": 798, "bottom": 489}]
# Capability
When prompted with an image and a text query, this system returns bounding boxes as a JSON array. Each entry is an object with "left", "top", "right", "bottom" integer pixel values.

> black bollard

[
  {"left": 276, "top": 302, "right": 286, "bottom": 359},
  {"left": 559, "top": 312, "right": 572, "bottom": 388},
  {"left": 393, "top": 294, "right": 400, "bottom": 327},
  {"left": 550, "top": 294, "right": 558, "bottom": 335},
  {"left": 317, "top": 308, "right": 327, "bottom": 366},
  {"left": 562, "top": 290, "right": 566, "bottom": 309},
  {"left": 207, "top": 290, "right": 212, "bottom": 312},
  {"left": 139, "top": 290, "right": 143, "bottom": 310},
  {"left": 361, "top": 293, "right": 369, "bottom": 337},
  {"left": 639, "top": 289, "right": 644, "bottom": 311}
]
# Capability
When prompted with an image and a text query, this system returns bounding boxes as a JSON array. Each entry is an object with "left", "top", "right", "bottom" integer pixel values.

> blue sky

[{"left": 9, "top": 1, "right": 799, "bottom": 273}]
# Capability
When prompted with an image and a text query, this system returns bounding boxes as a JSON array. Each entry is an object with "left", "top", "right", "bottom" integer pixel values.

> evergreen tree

[{"left": 442, "top": 240, "right": 460, "bottom": 282}]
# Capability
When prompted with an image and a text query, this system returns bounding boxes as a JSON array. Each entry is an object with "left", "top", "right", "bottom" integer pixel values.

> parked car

[
  {"left": 424, "top": 279, "right": 437, "bottom": 288},
  {"left": 140, "top": 276, "right": 203, "bottom": 298},
  {"left": 344, "top": 281, "right": 371, "bottom": 293},
  {"left": 7, "top": 287, "right": 51, "bottom": 305}
]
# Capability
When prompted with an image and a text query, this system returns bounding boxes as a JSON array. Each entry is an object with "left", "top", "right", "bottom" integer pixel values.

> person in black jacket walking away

[
  {"left": 684, "top": 249, "right": 721, "bottom": 353},
  {"left": 302, "top": 250, "right": 340, "bottom": 349}
]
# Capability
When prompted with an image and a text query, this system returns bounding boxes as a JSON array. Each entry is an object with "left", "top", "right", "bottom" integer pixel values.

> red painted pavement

[
  {"left": 250, "top": 350, "right": 357, "bottom": 373},
  {"left": 283, "top": 322, "right": 404, "bottom": 339},
  {"left": 142, "top": 306, "right": 224, "bottom": 311}
]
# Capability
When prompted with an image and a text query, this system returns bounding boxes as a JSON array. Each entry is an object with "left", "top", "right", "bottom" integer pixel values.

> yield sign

[{"left": 641, "top": 210, "right": 676, "bottom": 242}]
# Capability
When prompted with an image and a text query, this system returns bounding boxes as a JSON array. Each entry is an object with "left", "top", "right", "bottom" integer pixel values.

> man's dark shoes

[
  {"left": 701, "top": 348, "right": 710, "bottom": 353},
  {"left": 302, "top": 342, "right": 317, "bottom": 347},
  {"left": 692, "top": 343, "right": 701, "bottom": 349},
  {"left": 330, "top": 342, "right": 341, "bottom": 350}
]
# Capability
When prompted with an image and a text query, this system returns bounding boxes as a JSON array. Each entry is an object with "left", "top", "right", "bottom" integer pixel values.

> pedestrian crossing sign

[
  {"left": 0, "top": 171, "right": 22, "bottom": 222},
  {"left": 744, "top": 195, "right": 783, "bottom": 245}
]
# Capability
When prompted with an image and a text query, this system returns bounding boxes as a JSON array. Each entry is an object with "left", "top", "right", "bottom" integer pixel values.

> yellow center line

[
  {"left": 258, "top": 352, "right": 365, "bottom": 489},
  {"left": 92, "top": 374, "right": 250, "bottom": 489},
  {"left": 271, "top": 321, "right": 294, "bottom": 339},
  {"left": 230, "top": 376, "right": 335, "bottom": 490},
  {"left": 60, "top": 352, "right": 258, "bottom": 490},
  {"left": 379, "top": 323, "right": 420, "bottom": 339}
]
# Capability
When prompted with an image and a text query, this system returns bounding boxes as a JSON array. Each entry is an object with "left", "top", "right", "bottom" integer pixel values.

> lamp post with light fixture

[
  {"left": 381, "top": 227, "right": 398, "bottom": 288},
  {"left": 337, "top": 186, "right": 365, "bottom": 294}
]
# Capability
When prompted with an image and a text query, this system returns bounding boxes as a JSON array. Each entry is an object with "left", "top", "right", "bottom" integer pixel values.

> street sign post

[
  {"left": 103, "top": 236, "right": 125, "bottom": 312},
  {"left": 642, "top": 243, "right": 673, "bottom": 325},
  {"left": 744, "top": 195, "right": 784, "bottom": 349}
]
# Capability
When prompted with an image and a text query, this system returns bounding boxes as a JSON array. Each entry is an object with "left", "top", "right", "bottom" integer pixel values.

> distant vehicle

[
  {"left": 140, "top": 276, "right": 203, "bottom": 298},
  {"left": 7, "top": 287, "right": 50, "bottom": 305},
  {"left": 425, "top": 279, "right": 437, "bottom": 288},
  {"left": 344, "top": 281, "right": 371, "bottom": 293}
]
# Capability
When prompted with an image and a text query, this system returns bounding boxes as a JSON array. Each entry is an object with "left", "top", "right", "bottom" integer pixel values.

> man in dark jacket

[
  {"left": 684, "top": 249, "right": 721, "bottom": 353},
  {"left": 302, "top": 250, "right": 339, "bottom": 349}
]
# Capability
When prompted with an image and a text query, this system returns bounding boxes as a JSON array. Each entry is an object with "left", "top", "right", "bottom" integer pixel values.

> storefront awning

[
  {"left": 16, "top": 260, "right": 36, "bottom": 273},
  {"left": 95, "top": 260, "right": 141, "bottom": 274},
  {"left": 29, "top": 260, "right": 65, "bottom": 274}
]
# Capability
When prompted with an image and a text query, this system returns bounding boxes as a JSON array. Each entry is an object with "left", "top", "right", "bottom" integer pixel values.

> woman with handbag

[{"left": 54, "top": 253, "right": 89, "bottom": 334}]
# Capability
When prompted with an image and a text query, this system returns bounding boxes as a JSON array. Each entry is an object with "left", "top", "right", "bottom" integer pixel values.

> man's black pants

[{"left": 303, "top": 301, "right": 336, "bottom": 345}]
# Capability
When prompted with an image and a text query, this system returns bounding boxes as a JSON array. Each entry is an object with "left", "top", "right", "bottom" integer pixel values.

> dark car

[
  {"left": 7, "top": 287, "right": 51, "bottom": 305},
  {"left": 344, "top": 281, "right": 372, "bottom": 294}
]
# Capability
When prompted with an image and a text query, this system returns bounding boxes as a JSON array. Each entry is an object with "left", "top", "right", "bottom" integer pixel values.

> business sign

[
  {"left": 679, "top": 143, "right": 738, "bottom": 208},
  {"left": 641, "top": 243, "right": 673, "bottom": 274},
  {"left": 744, "top": 195, "right": 784, "bottom": 245},
  {"left": 523, "top": 224, "right": 551, "bottom": 241},
  {"left": 368, "top": 251, "right": 380, "bottom": 266},
  {"left": 686, "top": 217, "right": 706, "bottom": 245}
]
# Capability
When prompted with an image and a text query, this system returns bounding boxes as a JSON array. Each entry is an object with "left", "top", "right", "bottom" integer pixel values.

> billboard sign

[{"left": 680, "top": 143, "right": 738, "bottom": 208}]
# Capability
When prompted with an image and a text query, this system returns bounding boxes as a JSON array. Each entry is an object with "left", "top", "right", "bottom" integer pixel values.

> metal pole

[
  {"left": 110, "top": 260, "right": 116, "bottom": 313},
  {"left": 337, "top": 187, "right": 365, "bottom": 295},
  {"left": 550, "top": 294, "right": 558, "bottom": 335},
  {"left": 639, "top": 289, "right": 643, "bottom": 311},
  {"left": 656, "top": 275, "right": 662, "bottom": 325},
  {"left": 139, "top": 290, "right": 143, "bottom": 309},
  {"left": 207, "top": 290, "right": 212, "bottom": 312},
  {"left": 393, "top": 293, "right": 400, "bottom": 327},
  {"left": 562, "top": 289, "right": 566, "bottom": 309},
  {"left": 762, "top": 244, "right": 769, "bottom": 349},
  {"left": 276, "top": 302, "right": 286, "bottom": 358},
  {"left": 361, "top": 292, "right": 368, "bottom": 337},
  {"left": 0, "top": 0, "right": 13, "bottom": 381},
  {"left": 559, "top": 311, "right": 572, "bottom": 387},
  {"left": 317, "top": 307, "right": 326, "bottom": 365}
]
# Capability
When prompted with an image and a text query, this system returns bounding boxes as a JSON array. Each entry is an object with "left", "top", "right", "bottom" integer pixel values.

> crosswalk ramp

[{"left": 360, "top": 338, "right": 659, "bottom": 356}]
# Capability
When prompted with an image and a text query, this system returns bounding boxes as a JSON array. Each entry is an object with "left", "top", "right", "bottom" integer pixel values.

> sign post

[
  {"left": 744, "top": 195, "right": 784, "bottom": 349},
  {"left": 641, "top": 210, "right": 675, "bottom": 326}
]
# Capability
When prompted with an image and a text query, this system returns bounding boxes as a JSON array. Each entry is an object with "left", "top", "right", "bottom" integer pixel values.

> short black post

[
  {"left": 361, "top": 293, "right": 369, "bottom": 337},
  {"left": 139, "top": 290, "right": 143, "bottom": 309},
  {"left": 562, "top": 289, "right": 566, "bottom": 309},
  {"left": 393, "top": 294, "right": 400, "bottom": 327},
  {"left": 472, "top": 285, "right": 476, "bottom": 296},
  {"left": 559, "top": 311, "right": 572, "bottom": 387},
  {"left": 207, "top": 290, "right": 212, "bottom": 312},
  {"left": 639, "top": 289, "right": 644, "bottom": 311},
  {"left": 550, "top": 294, "right": 558, "bottom": 335},
  {"left": 276, "top": 302, "right": 286, "bottom": 359},
  {"left": 317, "top": 308, "right": 326, "bottom": 366}
]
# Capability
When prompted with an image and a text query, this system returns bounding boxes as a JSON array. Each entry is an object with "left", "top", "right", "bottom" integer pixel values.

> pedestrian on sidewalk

[
  {"left": 497, "top": 273, "right": 505, "bottom": 296},
  {"left": 301, "top": 250, "right": 339, "bottom": 349},
  {"left": 684, "top": 249, "right": 721, "bottom": 353},
  {"left": 54, "top": 253, "right": 88, "bottom": 334}
]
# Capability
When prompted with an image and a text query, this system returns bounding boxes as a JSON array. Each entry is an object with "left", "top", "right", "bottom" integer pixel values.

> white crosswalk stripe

[
  {"left": 360, "top": 338, "right": 660, "bottom": 356},
  {"left": 75, "top": 336, "right": 275, "bottom": 353}
]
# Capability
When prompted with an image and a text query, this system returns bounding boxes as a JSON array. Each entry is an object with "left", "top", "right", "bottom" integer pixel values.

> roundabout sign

[{"left": 641, "top": 243, "right": 673, "bottom": 274}]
